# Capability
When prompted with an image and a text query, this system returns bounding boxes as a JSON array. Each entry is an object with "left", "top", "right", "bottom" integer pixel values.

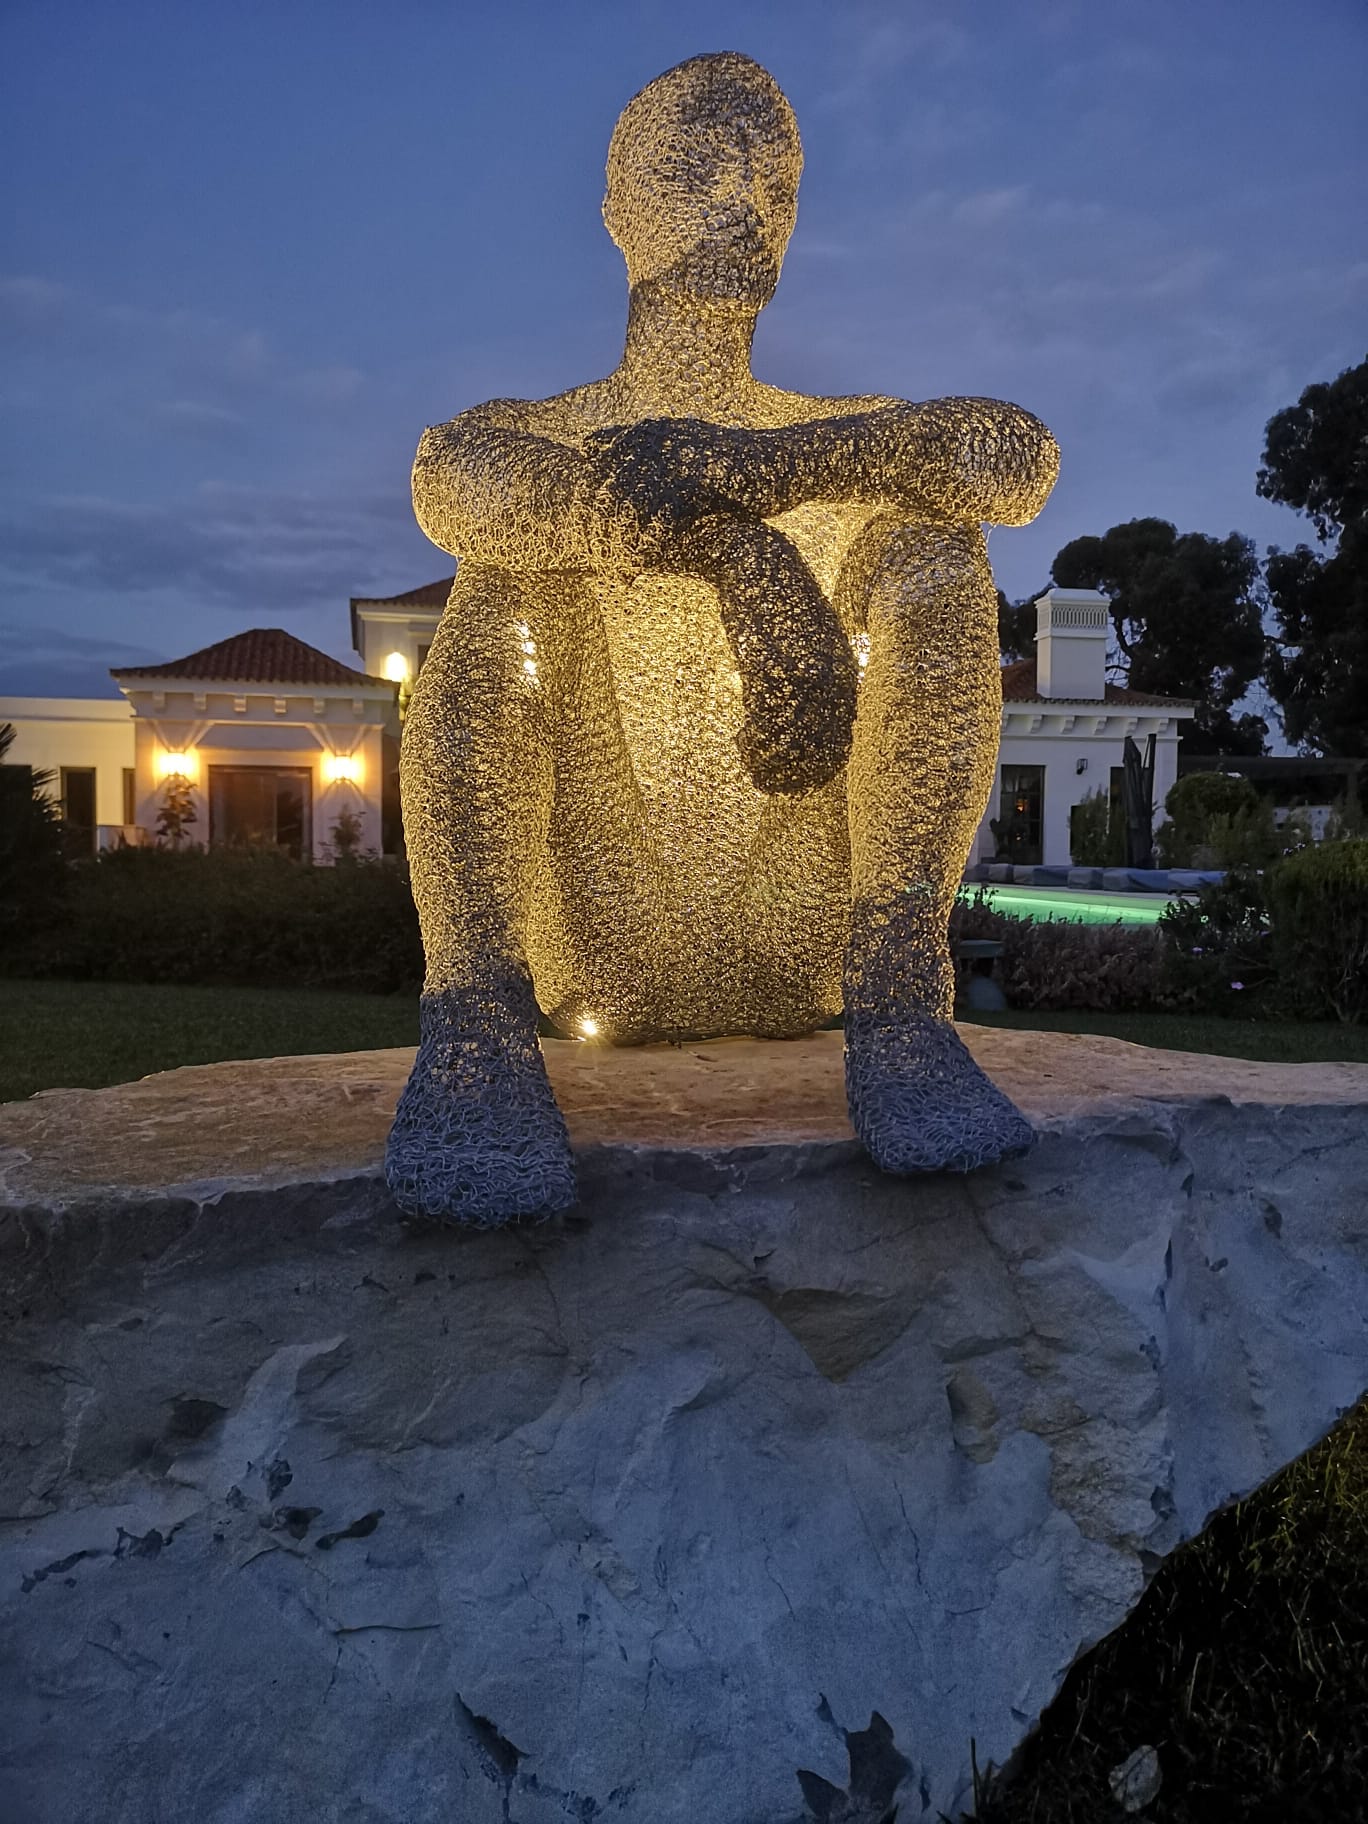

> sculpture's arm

[
  {"left": 592, "top": 398, "right": 1059, "bottom": 533},
  {"left": 413, "top": 400, "right": 641, "bottom": 570},
  {"left": 797, "top": 397, "right": 1060, "bottom": 528}
]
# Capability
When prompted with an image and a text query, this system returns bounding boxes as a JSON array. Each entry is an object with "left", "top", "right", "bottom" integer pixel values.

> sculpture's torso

[{"left": 443, "top": 365, "right": 896, "bottom": 1037}]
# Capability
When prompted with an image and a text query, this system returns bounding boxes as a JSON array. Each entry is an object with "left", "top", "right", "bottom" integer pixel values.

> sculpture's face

[{"left": 603, "top": 53, "right": 802, "bottom": 308}]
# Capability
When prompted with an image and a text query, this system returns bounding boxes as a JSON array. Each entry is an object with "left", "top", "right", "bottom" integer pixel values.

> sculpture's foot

[
  {"left": 844, "top": 1013, "right": 1035, "bottom": 1175},
  {"left": 385, "top": 992, "right": 576, "bottom": 1227}
]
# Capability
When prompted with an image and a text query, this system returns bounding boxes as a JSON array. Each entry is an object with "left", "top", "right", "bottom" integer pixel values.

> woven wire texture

[{"left": 385, "top": 52, "right": 1059, "bottom": 1225}]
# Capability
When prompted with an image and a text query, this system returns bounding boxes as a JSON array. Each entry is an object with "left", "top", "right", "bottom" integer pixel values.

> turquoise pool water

[{"left": 984, "top": 887, "right": 1179, "bottom": 926}]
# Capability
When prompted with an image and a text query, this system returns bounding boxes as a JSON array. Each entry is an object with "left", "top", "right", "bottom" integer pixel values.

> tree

[
  {"left": 0, "top": 721, "right": 67, "bottom": 932},
  {"left": 1050, "top": 518, "right": 1268, "bottom": 755},
  {"left": 329, "top": 802, "right": 366, "bottom": 863},
  {"left": 996, "top": 588, "right": 1039, "bottom": 662},
  {"left": 1258, "top": 357, "right": 1368, "bottom": 756},
  {"left": 155, "top": 773, "right": 198, "bottom": 849}
]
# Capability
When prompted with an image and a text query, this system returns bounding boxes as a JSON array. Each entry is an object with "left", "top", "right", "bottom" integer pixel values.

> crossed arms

[{"left": 411, "top": 396, "right": 1061, "bottom": 573}]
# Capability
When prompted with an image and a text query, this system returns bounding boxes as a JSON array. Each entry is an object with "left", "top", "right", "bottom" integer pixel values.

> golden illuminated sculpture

[{"left": 387, "top": 52, "right": 1059, "bottom": 1224}]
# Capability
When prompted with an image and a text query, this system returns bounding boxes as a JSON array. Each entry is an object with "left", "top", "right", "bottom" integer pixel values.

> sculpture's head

[{"left": 604, "top": 53, "right": 802, "bottom": 309}]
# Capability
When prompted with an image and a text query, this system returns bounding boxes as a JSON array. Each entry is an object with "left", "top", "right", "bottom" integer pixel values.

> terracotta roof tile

[
  {"left": 350, "top": 577, "right": 454, "bottom": 610},
  {"left": 1000, "top": 657, "right": 1194, "bottom": 709},
  {"left": 112, "top": 629, "right": 390, "bottom": 689}
]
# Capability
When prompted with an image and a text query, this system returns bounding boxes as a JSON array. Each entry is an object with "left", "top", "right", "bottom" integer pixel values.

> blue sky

[{"left": 2, "top": 0, "right": 1364, "bottom": 697}]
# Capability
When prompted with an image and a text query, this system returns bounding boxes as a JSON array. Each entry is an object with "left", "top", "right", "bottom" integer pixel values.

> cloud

[
  {"left": 951, "top": 186, "right": 1031, "bottom": 227},
  {"left": 0, "top": 481, "right": 430, "bottom": 623},
  {"left": 0, "top": 275, "right": 367, "bottom": 420},
  {"left": 0, "top": 620, "right": 160, "bottom": 699},
  {"left": 0, "top": 275, "right": 73, "bottom": 329},
  {"left": 152, "top": 399, "right": 247, "bottom": 438}
]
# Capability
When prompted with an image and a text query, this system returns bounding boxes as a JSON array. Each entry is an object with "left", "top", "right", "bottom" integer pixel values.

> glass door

[
  {"left": 208, "top": 766, "right": 312, "bottom": 860},
  {"left": 995, "top": 765, "right": 1045, "bottom": 864}
]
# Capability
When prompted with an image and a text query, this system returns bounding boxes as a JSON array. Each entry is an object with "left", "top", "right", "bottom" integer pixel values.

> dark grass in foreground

[
  {"left": 969, "top": 1398, "right": 1368, "bottom": 1821},
  {"left": 0, "top": 978, "right": 419, "bottom": 1103},
  {"left": 4, "top": 980, "right": 1367, "bottom": 1105},
  {"left": 960, "top": 1009, "right": 1368, "bottom": 1065}
]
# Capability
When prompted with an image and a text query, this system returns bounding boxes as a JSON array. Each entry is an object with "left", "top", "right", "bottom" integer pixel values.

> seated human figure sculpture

[{"left": 386, "top": 51, "right": 1060, "bottom": 1225}]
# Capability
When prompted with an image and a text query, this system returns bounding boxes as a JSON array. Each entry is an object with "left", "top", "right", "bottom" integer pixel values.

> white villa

[{"left": 0, "top": 584, "right": 1194, "bottom": 867}]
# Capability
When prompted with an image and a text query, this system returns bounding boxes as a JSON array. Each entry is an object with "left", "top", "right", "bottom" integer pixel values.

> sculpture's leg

[
  {"left": 385, "top": 567, "right": 576, "bottom": 1226},
  {"left": 842, "top": 519, "right": 1034, "bottom": 1172}
]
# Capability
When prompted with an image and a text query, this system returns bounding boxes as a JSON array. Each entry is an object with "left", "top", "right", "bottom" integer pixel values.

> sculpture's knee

[{"left": 837, "top": 516, "right": 993, "bottom": 638}]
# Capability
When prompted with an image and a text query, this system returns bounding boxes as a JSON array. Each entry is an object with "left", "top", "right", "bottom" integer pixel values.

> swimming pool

[{"left": 981, "top": 886, "right": 1180, "bottom": 926}]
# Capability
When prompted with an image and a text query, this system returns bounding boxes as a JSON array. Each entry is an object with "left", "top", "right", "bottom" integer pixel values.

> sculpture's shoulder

[
  {"left": 420, "top": 391, "right": 595, "bottom": 452},
  {"left": 746, "top": 380, "right": 902, "bottom": 428}
]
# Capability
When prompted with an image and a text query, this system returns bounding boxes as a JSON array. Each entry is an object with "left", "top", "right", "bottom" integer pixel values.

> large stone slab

[{"left": 2, "top": 1030, "right": 1367, "bottom": 1822}]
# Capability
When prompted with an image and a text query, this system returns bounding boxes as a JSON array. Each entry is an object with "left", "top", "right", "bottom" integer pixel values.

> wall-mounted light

[
  {"left": 323, "top": 754, "right": 361, "bottom": 785},
  {"left": 383, "top": 651, "right": 410, "bottom": 683},
  {"left": 157, "top": 749, "right": 197, "bottom": 780},
  {"left": 1076, "top": 757, "right": 1088, "bottom": 775}
]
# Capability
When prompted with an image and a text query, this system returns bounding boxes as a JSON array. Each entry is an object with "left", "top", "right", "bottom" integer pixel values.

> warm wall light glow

[
  {"left": 323, "top": 754, "right": 362, "bottom": 784},
  {"left": 157, "top": 749, "right": 196, "bottom": 780},
  {"left": 383, "top": 651, "right": 410, "bottom": 682}
]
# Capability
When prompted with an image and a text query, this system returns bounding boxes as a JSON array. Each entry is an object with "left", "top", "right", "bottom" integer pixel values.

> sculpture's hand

[{"left": 583, "top": 418, "right": 776, "bottom": 563}]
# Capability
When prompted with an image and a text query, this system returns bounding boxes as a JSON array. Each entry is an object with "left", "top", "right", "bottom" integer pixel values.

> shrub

[
  {"left": 329, "top": 803, "right": 367, "bottom": 863},
  {"left": 951, "top": 889, "right": 1169, "bottom": 1013},
  {"left": 0, "top": 724, "right": 67, "bottom": 936},
  {"left": 1159, "top": 870, "right": 1276, "bottom": 1017},
  {"left": 3, "top": 845, "right": 424, "bottom": 994},
  {"left": 1068, "top": 788, "right": 1124, "bottom": 867},
  {"left": 1155, "top": 771, "right": 1278, "bottom": 869},
  {"left": 1324, "top": 789, "right": 1368, "bottom": 843},
  {"left": 1266, "top": 839, "right": 1368, "bottom": 1023},
  {"left": 155, "top": 774, "right": 198, "bottom": 849}
]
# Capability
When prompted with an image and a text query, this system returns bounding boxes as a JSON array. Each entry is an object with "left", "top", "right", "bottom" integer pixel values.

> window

[
  {"left": 208, "top": 766, "right": 312, "bottom": 861},
  {"left": 59, "top": 766, "right": 97, "bottom": 855},
  {"left": 123, "top": 767, "right": 136, "bottom": 825},
  {"left": 416, "top": 642, "right": 431, "bottom": 673},
  {"left": 995, "top": 764, "right": 1044, "bottom": 865}
]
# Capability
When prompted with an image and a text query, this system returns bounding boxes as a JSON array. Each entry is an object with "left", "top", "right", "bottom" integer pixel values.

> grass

[
  {"left": 970, "top": 1397, "right": 1368, "bottom": 1821},
  {"left": 0, "top": 977, "right": 420, "bottom": 1103},
  {"left": 3, "top": 980, "right": 1366, "bottom": 1105},
  {"left": 959, "top": 1009, "right": 1368, "bottom": 1065}
]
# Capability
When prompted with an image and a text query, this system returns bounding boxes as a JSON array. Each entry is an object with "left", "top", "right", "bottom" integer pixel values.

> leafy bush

[
  {"left": 3, "top": 845, "right": 424, "bottom": 994},
  {"left": 1158, "top": 870, "right": 1276, "bottom": 1017},
  {"left": 1266, "top": 839, "right": 1368, "bottom": 1023},
  {"left": 1155, "top": 771, "right": 1278, "bottom": 869},
  {"left": 1325, "top": 788, "right": 1368, "bottom": 843},
  {"left": 329, "top": 803, "right": 368, "bottom": 863},
  {"left": 0, "top": 723, "right": 67, "bottom": 937},
  {"left": 1068, "top": 788, "right": 1124, "bottom": 867},
  {"left": 951, "top": 890, "right": 1169, "bottom": 1012}
]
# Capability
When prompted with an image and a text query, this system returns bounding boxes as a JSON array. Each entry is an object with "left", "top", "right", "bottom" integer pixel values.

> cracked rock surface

[{"left": 2, "top": 1030, "right": 1367, "bottom": 1822}]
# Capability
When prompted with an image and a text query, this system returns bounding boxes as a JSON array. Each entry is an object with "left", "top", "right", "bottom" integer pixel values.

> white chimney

[{"left": 1034, "top": 588, "right": 1110, "bottom": 700}]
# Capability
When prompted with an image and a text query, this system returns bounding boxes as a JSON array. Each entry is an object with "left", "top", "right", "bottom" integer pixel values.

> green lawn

[
  {"left": 960, "top": 1008, "right": 1368, "bottom": 1064},
  {"left": 3, "top": 979, "right": 1365, "bottom": 1105},
  {"left": 0, "top": 978, "right": 420, "bottom": 1103}
]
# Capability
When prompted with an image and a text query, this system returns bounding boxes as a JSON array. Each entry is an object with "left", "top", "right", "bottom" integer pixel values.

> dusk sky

[{"left": 2, "top": 0, "right": 1364, "bottom": 699}]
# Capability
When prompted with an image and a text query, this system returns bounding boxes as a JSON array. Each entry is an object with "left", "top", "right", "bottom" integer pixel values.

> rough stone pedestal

[{"left": 2, "top": 1029, "right": 1367, "bottom": 1823}]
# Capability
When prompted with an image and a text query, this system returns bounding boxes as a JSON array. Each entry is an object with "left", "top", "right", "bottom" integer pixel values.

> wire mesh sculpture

[{"left": 386, "top": 52, "right": 1060, "bottom": 1224}]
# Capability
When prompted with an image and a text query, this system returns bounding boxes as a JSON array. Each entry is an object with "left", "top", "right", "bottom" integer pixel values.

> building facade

[
  {"left": 975, "top": 590, "right": 1195, "bottom": 866},
  {"left": 3, "top": 582, "right": 1194, "bottom": 868}
]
